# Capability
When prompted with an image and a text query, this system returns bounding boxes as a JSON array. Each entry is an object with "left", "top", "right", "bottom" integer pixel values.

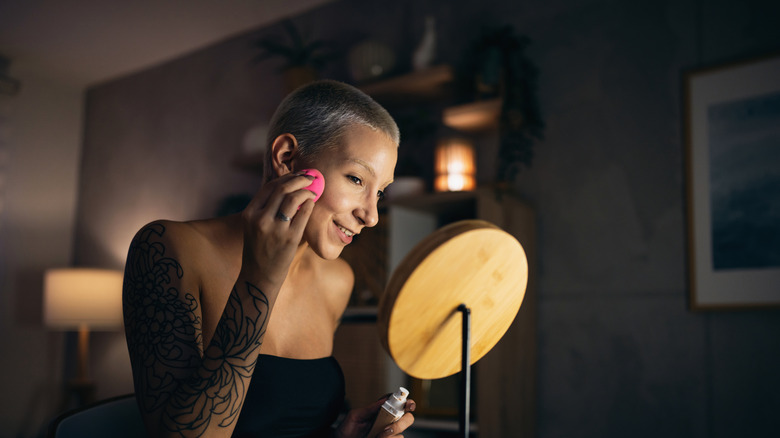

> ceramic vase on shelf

[{"left": 412, "top": 16, "right": 436, "bottom": 71}]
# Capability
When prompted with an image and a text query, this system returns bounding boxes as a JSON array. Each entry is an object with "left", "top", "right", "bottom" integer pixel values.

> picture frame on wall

[{"left": 684, "top": 53, "right": 780, "bottom": 310}]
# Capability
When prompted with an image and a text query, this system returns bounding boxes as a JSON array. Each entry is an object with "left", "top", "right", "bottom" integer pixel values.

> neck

[{"left": 289, "top": 239, "right": 313, "bottom": 274}]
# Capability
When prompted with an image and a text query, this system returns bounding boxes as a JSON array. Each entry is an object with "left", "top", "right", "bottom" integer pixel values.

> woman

[{"left": 123, "top": 80, "right": 415, "bottom": 437}]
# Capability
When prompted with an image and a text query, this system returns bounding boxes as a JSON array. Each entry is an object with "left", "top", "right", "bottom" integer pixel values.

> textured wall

[
  {"left": 0, "top": 67, "right": 82, "bottom": 438},
  {"left": 75, "top": 0, "right": 780, "bottom": 436}
]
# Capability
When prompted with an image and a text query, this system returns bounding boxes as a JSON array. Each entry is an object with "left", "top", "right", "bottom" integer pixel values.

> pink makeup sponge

[{"left": 302, "top": 169, "right": 324, "bottom": 202}]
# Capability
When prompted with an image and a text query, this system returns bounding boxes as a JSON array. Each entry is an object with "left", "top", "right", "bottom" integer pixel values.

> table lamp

[
  {"left": 44, "top": 268, "right": 124, "bottom": 404},
  {"left": 434, "top": 136, "right": 476, "bottom": 192}
]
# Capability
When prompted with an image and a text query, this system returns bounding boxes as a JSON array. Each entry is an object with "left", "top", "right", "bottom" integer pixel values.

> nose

[{"left": 354, "top": 196, "right": 379, "bottom": 228}]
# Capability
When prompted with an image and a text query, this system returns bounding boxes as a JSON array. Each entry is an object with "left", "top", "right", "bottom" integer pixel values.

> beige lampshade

[
  {"left": 434, "top": 137, "right": 476, "bottom": 192},
  {"left": 44, "top": 268, "right": 124, "bottom": 330}
]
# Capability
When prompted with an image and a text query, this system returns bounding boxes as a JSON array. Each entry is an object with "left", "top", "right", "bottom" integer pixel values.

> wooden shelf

[
  {"left": 443, "top": 98, "right": 502, "bottom": 132},
  {"left": 384, "top": 190, "right": 485, "bottom": 231},
  {"left": 413, "top": 418, "right": 479, "bottom": 433},
  {"left": 359, "top": 65, "right": 503, "bottom": 133},
  {"left": 386, "top": 190, "right": 478, "bottom": 214},
  {"left": 359, "top": 65, "right": 454, "bottom": 104}
]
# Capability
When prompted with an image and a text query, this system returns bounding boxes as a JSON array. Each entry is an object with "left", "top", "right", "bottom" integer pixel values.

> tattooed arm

[
  {"left": 123, "top": 174, "right": 317, "bottom": 437},
  {"left": 123, "top": 221, "right": 271, "bottom": 437}
]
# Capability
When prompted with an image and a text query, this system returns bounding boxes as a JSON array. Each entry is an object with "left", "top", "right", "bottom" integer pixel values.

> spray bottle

[{"left": 366, "top": 387, "right": 409, "bottom": 438}]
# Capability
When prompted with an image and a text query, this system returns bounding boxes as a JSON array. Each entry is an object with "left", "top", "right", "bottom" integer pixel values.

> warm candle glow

[
  {"left": 434, "top": 137, "right": 476, "bottom": 192},
  {"left": 447, "top": 174, "right": 466, "bottom": 191}
]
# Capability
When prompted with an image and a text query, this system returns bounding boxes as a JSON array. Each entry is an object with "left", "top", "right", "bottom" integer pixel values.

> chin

[
  {"left": 304, "top": 229, "right": 345, "bottom": 261},
  {"left": 310, "top": 243, "right": 344, "bottom": 261}
]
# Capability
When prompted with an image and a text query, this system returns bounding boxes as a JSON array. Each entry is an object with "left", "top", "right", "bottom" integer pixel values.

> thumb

[{"left": 356, "top": 396, "right": 389, "bottom": 422}]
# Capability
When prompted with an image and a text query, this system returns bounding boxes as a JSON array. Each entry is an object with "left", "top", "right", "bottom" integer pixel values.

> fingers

[
  {"left": 381, "top": 412, "right": 414, "bottom": 437},
  {"left": 350, "top": 396, "right": 387, "bottom": 425},
  {"left": 240, "top": 172, "right": 315, "bottom": 267},
  {"left": 245, "top": 172, "right": 316, "bottom": 225},
  {"left": 288, "top": 198, "right": 314, "bottom": 234},
  {"left": 266, "top": 173, "right": 316, "bottom": 217},
  {"left": 382, "top": 400, "right": 415, "bottom": 437},
  {"left": 274, "top": 187, "right": 315, "bottom": 226},
  {"left": 244, "top": 172, "right": 296, "bottom": 214}
]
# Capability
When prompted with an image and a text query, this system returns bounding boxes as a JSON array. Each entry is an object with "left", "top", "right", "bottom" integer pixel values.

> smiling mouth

[{"left": 336, "top": 223, "right": 355, "bottom": 237}]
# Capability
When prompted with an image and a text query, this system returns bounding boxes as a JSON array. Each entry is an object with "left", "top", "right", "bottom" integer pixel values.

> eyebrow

[
  {"left": 349, "top": 158, "right": 375, "bottom": 177},
  {"left": 349, "top": 158, "right": 394, "bottom": 187}
]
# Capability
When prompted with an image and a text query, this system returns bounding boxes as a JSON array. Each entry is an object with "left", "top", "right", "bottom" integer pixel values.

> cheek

[
  {"left": 307, "top": 195, "right": 342, "bottom": 228},
  {"left": 317, "top": 186, "right": 352, "bottom": 213}
]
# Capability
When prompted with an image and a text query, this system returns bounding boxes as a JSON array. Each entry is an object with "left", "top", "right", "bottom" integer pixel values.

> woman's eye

[
  {"left": 377, "top": 190, "right": 386, "bottom": 201},
  {"left": 347, "top": 175, "right": 362, "bottom": 185}
]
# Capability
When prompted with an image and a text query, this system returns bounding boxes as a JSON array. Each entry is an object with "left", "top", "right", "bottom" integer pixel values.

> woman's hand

[
  {"left": 335, "top": 396, "right": 416, "bottom": 438},
  {"left": 240, "top": 172, "right": 316, "bottom": 291}
]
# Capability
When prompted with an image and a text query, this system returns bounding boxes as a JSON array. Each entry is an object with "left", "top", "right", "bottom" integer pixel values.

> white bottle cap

[{"left": 385, "top": 387, "right": 409, "bottom": 413}]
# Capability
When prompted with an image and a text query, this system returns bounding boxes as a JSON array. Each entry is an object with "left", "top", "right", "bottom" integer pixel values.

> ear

[{"left": 270, "top": 133, "right": 298, "bottom": 177}]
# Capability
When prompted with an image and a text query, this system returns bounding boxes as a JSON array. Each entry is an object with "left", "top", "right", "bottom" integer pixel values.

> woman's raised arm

[{"left": 123, "top": 173, "right": 316, "bottom": 437}]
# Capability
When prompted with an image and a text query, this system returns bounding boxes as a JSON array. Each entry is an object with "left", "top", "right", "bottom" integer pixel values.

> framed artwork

[{"left": 685, "top": 53, "right": 780, "bottom": 310}]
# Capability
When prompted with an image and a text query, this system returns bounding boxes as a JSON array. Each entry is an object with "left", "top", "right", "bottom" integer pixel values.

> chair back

[{"left": 48, "top": 394, "right": 146, "bottom": 438}]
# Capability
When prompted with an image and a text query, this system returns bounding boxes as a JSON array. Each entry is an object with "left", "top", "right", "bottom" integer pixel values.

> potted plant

[
  {"left": 465, "top": 25, "right": 545, "bottom": 184},
  {"left": 253, "top": 19, "right": 337, "bottom": 91}
]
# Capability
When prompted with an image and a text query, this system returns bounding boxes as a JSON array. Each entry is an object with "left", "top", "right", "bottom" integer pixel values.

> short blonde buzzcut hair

[{"left": 262, "top": 80, "right": 400, "bottom": 182}]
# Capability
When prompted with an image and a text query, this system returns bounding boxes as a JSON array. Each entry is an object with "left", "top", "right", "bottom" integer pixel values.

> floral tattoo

[{"left": 123, "top": 223, "right": 269, "bottom": 435}]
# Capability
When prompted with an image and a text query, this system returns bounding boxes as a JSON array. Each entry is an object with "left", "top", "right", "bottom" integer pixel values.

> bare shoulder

[
  {"left": 126, "top": 218, "right": 230, "bottom": 295},
  {"left": 130, "top": 217, "right": 231, "bottom": 261},
  {"left": 132, "top": 218, "right": 210, "bottom": 245},
  {"left": 315, "top": 257, "right": 355, "bottom": 323},
  {"left": 130, "top": 219, "right": 194, "bottom": 249}
]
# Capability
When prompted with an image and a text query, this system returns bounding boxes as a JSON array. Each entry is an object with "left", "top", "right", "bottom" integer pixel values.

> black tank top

[{"left": 232, "top": 354, "right": 345, "bottom": 437}]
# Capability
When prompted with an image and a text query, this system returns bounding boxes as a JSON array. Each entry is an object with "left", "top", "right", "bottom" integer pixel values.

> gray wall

[
  {"left": 0, "top": 66, "right": 82, "bottom": 438},
  {"left": 74, "top": 0, "right": 780, "bottom": 436}
]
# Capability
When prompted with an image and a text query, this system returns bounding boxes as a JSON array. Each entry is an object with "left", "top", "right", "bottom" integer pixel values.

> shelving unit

[{"left": 341, "top": 66, "right": 537, "bottom": 438}]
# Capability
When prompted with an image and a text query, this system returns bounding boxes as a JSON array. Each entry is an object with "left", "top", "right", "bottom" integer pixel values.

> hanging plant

[{"left": 468, "top": 25, "right": 545, "bottom": 184}]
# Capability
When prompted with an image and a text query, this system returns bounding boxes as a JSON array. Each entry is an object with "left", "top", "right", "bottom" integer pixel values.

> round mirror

[{"left": 377, "top": 219, "right": 528, "bottom": 379}]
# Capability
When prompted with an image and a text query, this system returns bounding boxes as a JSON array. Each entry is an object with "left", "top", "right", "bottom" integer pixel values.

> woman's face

[{"left": 299, "top": 124, "right": 398, "bottom": 260}]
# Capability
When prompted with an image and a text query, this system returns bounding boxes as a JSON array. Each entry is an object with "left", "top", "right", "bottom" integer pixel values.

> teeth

[{"left": 338, "top": 225, "right": 354, "bottom": 237}]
